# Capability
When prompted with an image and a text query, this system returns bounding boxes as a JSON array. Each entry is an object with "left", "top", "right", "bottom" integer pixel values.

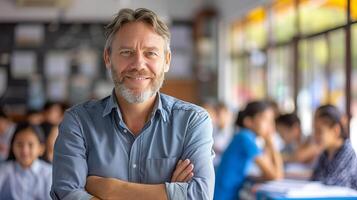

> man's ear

[
  {"left": 104, "top": 49, "right": 111, "bottom": 69},
  {"left": 164, "top": 51, "right": 171, "bottom": 72}
]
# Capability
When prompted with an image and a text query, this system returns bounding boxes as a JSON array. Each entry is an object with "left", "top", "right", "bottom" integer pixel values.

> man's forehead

[
  {"left": 113, "top": 22, "right": 165, "bottom": 49},
  {"left": 116, "top": 22, "right": 163, "bottom": 40}
]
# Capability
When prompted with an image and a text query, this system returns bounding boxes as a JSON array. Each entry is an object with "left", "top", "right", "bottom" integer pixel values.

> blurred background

[{"left": 0, "top": 0, "right": 356, "bottom": 148}]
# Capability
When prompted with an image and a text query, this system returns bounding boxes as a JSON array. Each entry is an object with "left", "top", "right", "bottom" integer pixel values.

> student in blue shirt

[
  {"left": 0, "top": 122, "right": 52, "bottom": 200},
  {"left": 214, "top": 101, "right": 284, "bottom": 200},
  {"left": 311, "top": 105, "right": 357, "bottom": 190}
]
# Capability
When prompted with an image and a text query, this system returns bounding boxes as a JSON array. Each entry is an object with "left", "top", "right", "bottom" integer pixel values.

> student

[
  {"left": 0, "top": 108, "right": 16, "bottom": 162},
  {"left": 27, "top": 109, "right": 44, "bottom": 125},
  {"left": 203, "top": 101, "right": 233, "bottom": 168},
  {"left": 41, "top": 101, "right": 67, "bottom": 126},
  {"left": 214, "top": 101, "right": 283, "bottom": 200},
  {"left": 311, "top": 105, "right": 357, "bottom": 190},
  {"left": 276, "top": 113, "right": 320, "bottom": 164},
  {"left": 0, "top": 122, "right": 52, "bottom": 200},
  {"left": 212, "top": 102, "right": 233, "bottom": 168}
]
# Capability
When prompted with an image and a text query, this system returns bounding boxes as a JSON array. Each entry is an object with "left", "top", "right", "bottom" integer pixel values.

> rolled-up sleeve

[
  {"left": 50, "top": 110, "right": 93, "bottom": 200},
  {"left": 165, "top": 111, "right": 215, "bottom": 200}
]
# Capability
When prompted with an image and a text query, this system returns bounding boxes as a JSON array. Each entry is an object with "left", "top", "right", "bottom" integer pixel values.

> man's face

[{"left": 105, "top": 21, "right": 170, "bottom": 104}]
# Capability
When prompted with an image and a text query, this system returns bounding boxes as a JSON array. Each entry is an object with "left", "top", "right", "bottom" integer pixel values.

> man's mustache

[{"left": 122, "top": 69, "right": 154, "bottom": 78}]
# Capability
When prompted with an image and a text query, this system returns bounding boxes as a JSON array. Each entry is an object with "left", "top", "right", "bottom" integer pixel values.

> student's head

[
  {"left": 313, "top": 105, "right": 347, "bottom": 148},
  {"left": 27, "top": 109, "right": 44, "bottom": 125},
  {"left": 43, "top": 101, "right": 65, "bottom": 125},
  {"left": 103, "top": 8, "right": 171, "bottom": 104},
  {"left": 202, "top": 102, "right": 217, "bottom": 125},
  {"left": 236, "top": 100, "right": 275, "bottom": 137},
  {"left": 8, "top": 122, "right": 45, "bottom": 168},
  {"left": 216, "top": 102, "right": 232, "bottom": 130},
  {"left": 276, "top": 113, "right": 301, "bottom": 144}
]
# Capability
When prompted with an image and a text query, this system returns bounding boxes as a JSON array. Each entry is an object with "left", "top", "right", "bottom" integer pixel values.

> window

[
  {"left": 352, "top": 0, "right": 357, "bottom": 21},
  {"left": 298, "top": 36, "right": 329, "bottom": 135},
  {"left": 328, "top": 30, "right": 346, "bottom": 112},
  {"left": 299, "top": 0, "right": 347, "bottom": 35},
  {"left": 351, "top": 24, "right": 357, "bottom": 151},
  {"left": 243, "top": 7, "right": 267, "bottom": 49},
  {"left": 267, "top": 45, "right": 295, "bottom": 112},
  {"left": 271, "top": 0, "right": 296, "bottom": 43},
  {"left": 230, "top": 55, "right": 266, "bottom": 107},
  {"left": 230, "top": 23, "right": 245, "bottom": 54}
]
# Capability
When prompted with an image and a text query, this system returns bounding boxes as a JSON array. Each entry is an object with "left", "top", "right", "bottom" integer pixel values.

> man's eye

[
  {"left": 146, "top": 51, "right": 158, "bottom": 57},
  {"left": 120, "top": 50, "right": 133, "bottom": 57}
]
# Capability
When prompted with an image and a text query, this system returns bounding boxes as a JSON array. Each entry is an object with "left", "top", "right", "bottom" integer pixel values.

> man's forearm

[{"left": 86, "top": 177, "right": 167, "bottom": 200}]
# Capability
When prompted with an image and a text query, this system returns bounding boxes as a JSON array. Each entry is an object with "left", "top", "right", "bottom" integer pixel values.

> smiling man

[{"left": 50, "top": 8, "right": 215, "bottom": 200}]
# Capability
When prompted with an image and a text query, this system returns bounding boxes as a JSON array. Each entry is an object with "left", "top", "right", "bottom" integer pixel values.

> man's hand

[
  {"left": 86, "top": 176, "right": 114, "bottom": 199},
  {"left": 171, "top": 159, "right": 194, "bottom": 182}
]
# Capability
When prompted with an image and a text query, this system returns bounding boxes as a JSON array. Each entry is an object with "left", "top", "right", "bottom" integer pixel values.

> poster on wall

[
  {"left": 44, "top": 51, "right": 71, "bottom": 78},
  {"left": 11, "top": 51, "right": 37, "bottom": 79},
  {"left": 77, "top": 48, "right": 99, "bottom": 78},
  {"left": 15, "top": 24, "right": 44, "bottom": 47},
  {"left": 69, "top": 74, "right": 91, "bottom": 104},
  {"left": 0, "top": 67, "right": 7, "bottom": 97},
  {"left": 46, "top": 78, "right": 68, "bottom": 101}
]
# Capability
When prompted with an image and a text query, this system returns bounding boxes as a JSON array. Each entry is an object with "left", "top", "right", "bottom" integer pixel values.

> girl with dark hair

[
  {"left": 311, "top": 105, "right": 357, "bottom": 190},
  {"left": 214, "top": 101, "right": 283, "bottom": 200},
  {"left": 276, "top": 113, "right": 321, "bottom": 164},
  {"left": 0, "top": 122, "right": 52, "bottom": 200}
]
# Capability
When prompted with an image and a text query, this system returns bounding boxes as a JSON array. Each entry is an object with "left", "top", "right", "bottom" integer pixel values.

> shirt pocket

[{"left": 144, "top": 157, "right": 178, "bottom": 184}]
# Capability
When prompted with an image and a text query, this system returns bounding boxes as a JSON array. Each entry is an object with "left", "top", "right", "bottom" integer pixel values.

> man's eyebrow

[
  {"left": 117, "top": 46, "right": 134, "bottom": 50},
  {"left": 145, "top": 47, "right": 160, "bottom": 51}
]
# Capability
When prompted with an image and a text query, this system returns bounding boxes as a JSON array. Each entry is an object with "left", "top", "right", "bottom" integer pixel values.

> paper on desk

[
  {"left": 258, "top": 179, "right": 312, "bottom": 193},
  {"left": 258, "top": 179, "right": 357, "bottom": 198},
  {"left": 287, "top": 184, "right": 357, "bottom": 198}
]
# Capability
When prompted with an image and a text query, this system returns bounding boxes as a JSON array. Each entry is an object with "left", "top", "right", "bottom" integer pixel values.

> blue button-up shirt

[
  {"left": 51, "top": 92, "right": 215, "bottom": 200},
  {"left": 0, "top": 160, "right": 52, "bottom": 200}
]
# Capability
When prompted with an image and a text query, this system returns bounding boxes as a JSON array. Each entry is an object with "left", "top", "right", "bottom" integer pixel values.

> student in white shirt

[{"left": 0, "top": 122, "right": 52, "bottom": 200}]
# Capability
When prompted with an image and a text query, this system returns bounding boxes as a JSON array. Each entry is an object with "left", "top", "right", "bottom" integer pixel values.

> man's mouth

[{"left": 126, "top": 76, "right": 151, "bottom": 80}]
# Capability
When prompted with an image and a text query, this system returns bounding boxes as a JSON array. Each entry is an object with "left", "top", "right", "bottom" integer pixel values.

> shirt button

[
  {"left": 123, "top": 129, "right": 127, "bottom": 133},
  {"left": 132, "top": 164, "right": 137, "bottom": 169}
]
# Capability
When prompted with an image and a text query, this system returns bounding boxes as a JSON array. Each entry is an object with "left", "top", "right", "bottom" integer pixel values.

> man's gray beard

[
  {"left": 116, "top": 82, "right": 155, "bottom": 104},
  {"left": 110, "top": 68, "right": 165, "bottom": 104}
]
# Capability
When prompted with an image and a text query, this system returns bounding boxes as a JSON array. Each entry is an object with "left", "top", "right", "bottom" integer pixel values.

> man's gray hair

[{"left": 104, "top": 8, "right": 171, "bottom": 53}]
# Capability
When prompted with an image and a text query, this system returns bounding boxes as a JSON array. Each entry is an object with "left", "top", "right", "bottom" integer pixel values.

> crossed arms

[{"left": 86, "top": 159, "right": 194, "bottom": 200}]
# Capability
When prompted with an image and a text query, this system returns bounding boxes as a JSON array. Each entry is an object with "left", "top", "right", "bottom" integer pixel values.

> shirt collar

[
  {"left": 153, "top": 92, "right": 168, "bottom": 122},
  {"left": 102, "top": 89, "right": 118, "bottom": 117},
  {"left": 102, "top": 89, "right": 168, "bottom": 122},
  {"left": 14, "top": 159, "right": 41, "bottom": 174}
]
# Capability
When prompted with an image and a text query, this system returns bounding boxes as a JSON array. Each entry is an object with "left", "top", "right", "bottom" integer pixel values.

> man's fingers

[
  {"left": 175, "top": 163, "right": 194, "bottom": 182},
  {"left": 183, "top": 172, "right": 194, "bottom": 182},
  {"left": 171, "top": 160, "right": 181, "bottom": 181},
  {"left": 171, "top": 159, "right": 191, "bottom": 182}
]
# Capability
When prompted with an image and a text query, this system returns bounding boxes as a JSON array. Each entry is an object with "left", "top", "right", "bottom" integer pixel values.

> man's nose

[{"left": 130, "top": 52, "right": 146, "bottom": 70}]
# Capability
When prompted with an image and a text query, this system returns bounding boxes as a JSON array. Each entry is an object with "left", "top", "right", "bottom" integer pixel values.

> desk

[{"left": 256, "top": 179, "right": 357, "bottom": 200}]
